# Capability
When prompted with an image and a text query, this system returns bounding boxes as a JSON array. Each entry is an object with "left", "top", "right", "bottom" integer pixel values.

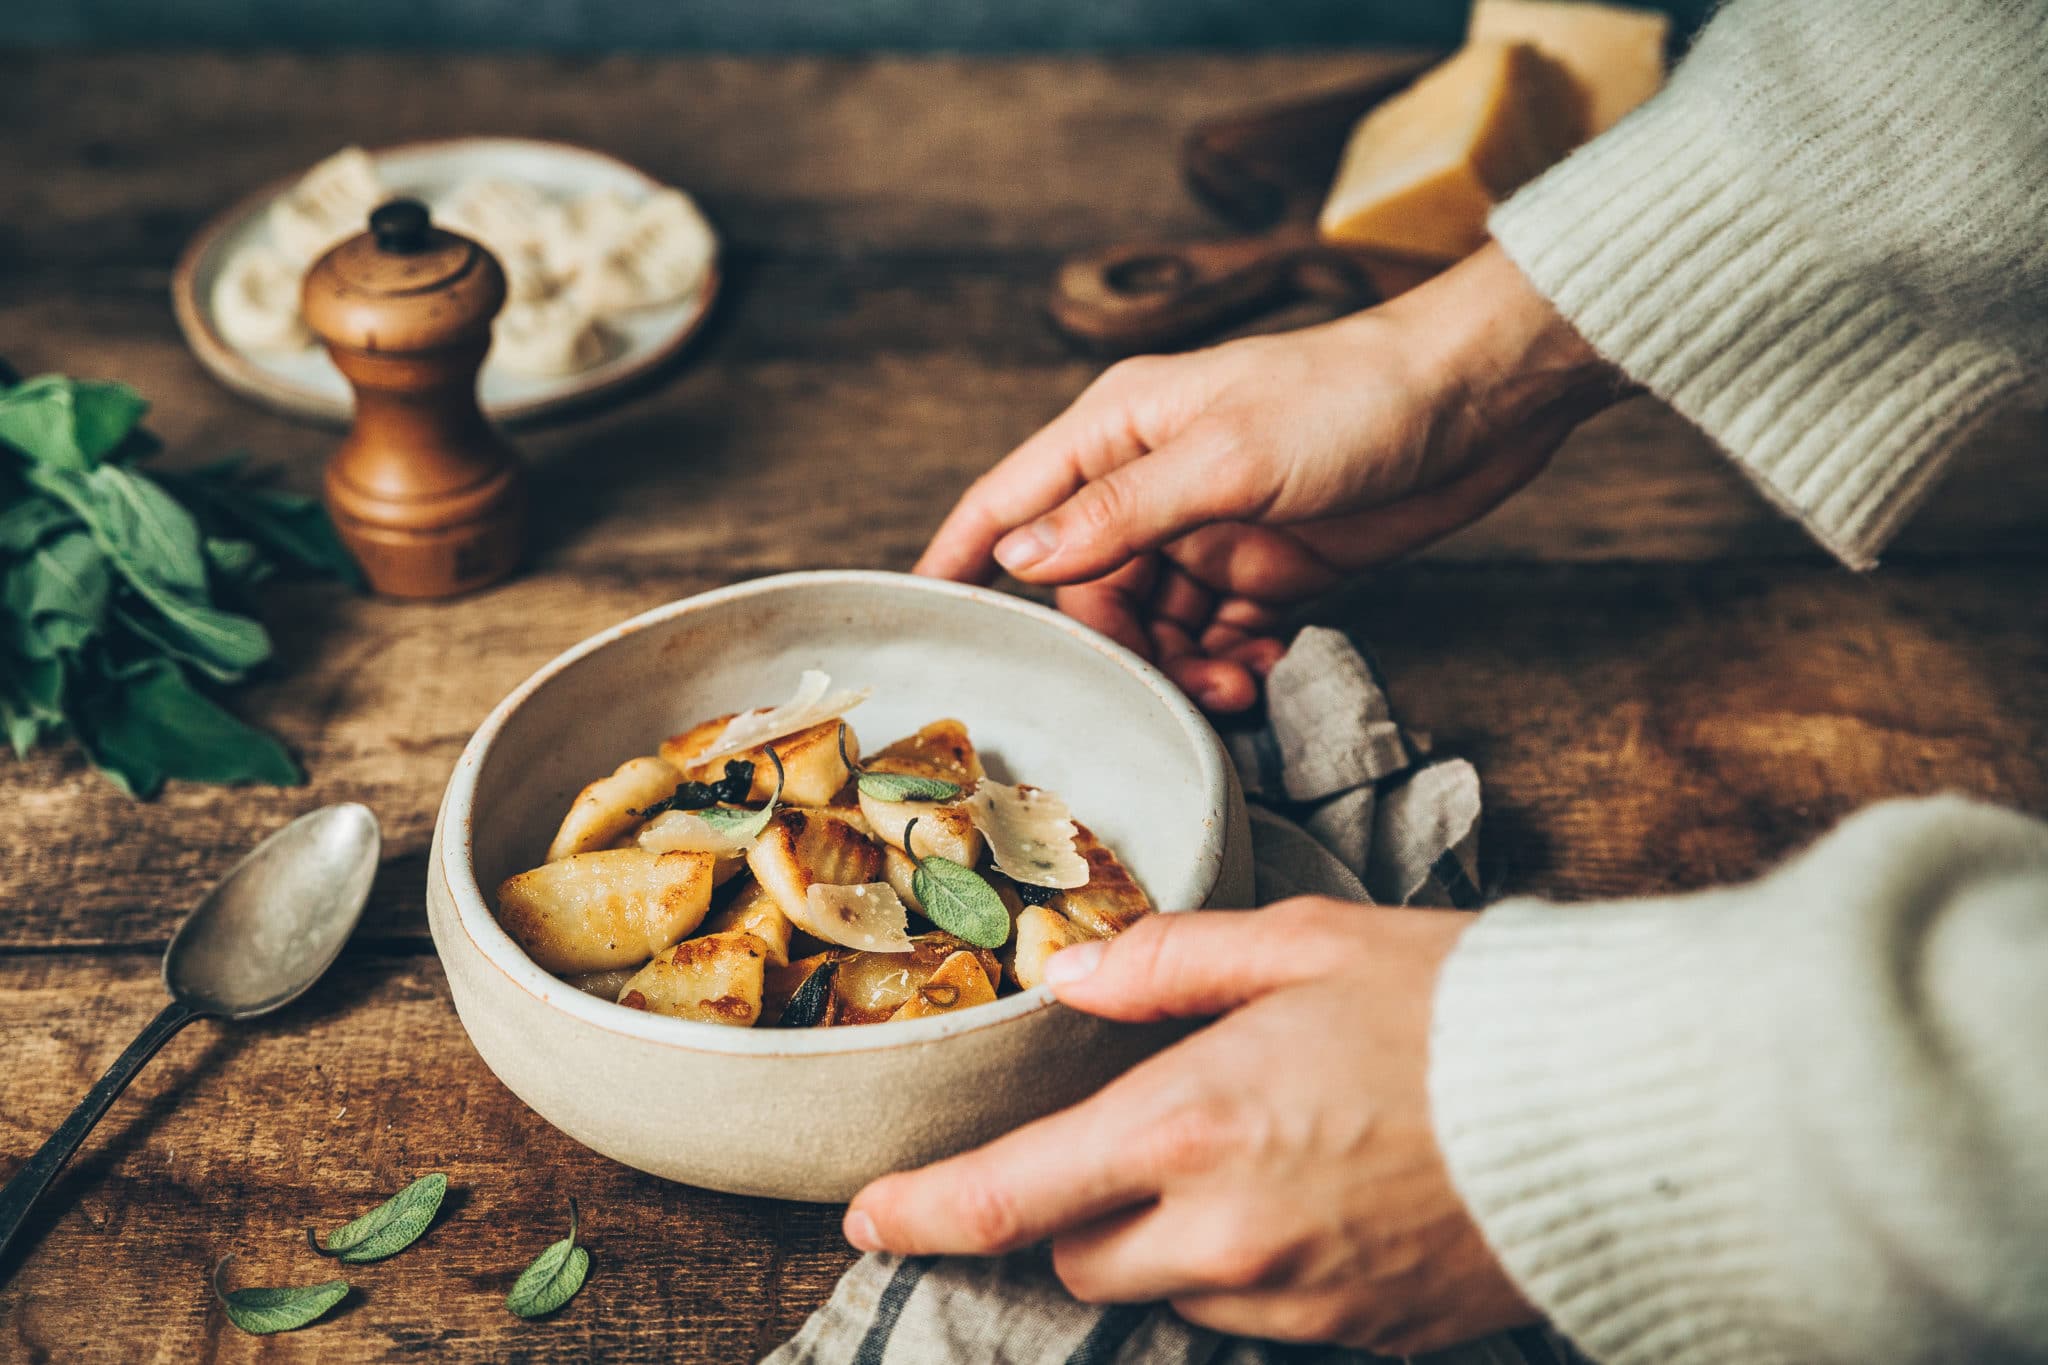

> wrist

[{"left": 1380, "top": 243, "right": 1620, "bottom": 431}]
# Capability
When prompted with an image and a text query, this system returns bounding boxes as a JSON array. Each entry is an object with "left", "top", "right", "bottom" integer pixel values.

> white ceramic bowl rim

[{"left": 441, "top": 570, "right": 1232, "bottom": 1056}]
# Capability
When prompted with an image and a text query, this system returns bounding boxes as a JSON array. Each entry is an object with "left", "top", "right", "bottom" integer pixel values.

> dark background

[{"left": 17, "top": 0, "right": 1711, "bottom": 50}]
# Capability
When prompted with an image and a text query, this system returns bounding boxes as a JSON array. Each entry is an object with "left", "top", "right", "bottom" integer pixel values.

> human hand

[
  {"left": 843, "top": 899, "right": 1536, "bottom": 1353},
  {"left": 916, "top": 244, "right": 1617, "bottom": 712}
]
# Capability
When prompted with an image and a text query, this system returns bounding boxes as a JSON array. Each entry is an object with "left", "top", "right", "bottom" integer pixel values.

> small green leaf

[
  {"left": 211, "top": 1257, "right": 349, "bottom": 1335},
  {"left": 696, "top": 747, "right": 785, "bottom": 845},
  {"left": 506, "top": 1197, "right": 590, "bottom": 1319},
  {"left": 0, "top": 375, "right": 149, "bottom": 471},
  {"left": 905, "top": 818, "right": 1011, "bottom": 949},
  {"left": 309, "top": 1172, "right": 447, "bottom": 1264},
  {"left": 857, "top": 771, "right": 963, "bottom": 803}
]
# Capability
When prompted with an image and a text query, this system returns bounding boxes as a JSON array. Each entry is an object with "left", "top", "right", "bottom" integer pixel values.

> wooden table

[{"left": 2, "top": 49, "right": 2044, "bottom": 1362}]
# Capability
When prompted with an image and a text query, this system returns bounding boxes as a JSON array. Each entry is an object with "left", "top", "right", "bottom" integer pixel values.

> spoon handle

[{"left": 0, "top": 999, "right": 198, "bottom": 1272}]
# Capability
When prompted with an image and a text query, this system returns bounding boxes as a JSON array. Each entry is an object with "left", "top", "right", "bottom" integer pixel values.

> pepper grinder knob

[{"left": 302, "top": 197, "right": 527, "bottom": 599}]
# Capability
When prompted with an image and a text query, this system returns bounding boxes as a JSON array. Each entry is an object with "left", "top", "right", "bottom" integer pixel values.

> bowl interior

[{"left": 457, "top": 574, "right": 1228, "bottom": 1038}]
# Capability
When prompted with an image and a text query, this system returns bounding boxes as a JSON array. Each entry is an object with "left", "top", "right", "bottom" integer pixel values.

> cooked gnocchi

[{"left": 492, "top": 673, "right": 1154, "bottom": 1026}]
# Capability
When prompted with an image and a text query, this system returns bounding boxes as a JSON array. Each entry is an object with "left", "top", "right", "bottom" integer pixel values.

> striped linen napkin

[{"left": 765, "top": 628, "right": 1579, "bottom": 1365}]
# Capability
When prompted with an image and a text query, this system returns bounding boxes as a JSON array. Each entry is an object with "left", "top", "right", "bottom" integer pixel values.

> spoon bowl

[{"left": 165, "top": 803, "right": 382, "bottom": 1018}]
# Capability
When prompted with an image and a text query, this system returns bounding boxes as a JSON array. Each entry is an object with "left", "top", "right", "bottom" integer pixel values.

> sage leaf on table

[
  {"left": 0, "top": 371, "right": 357, "bottom": 796},
  {"left": 837, "top": 722, "right": 964, "bottom": 804},
  {"left": 309, "top": 1172, "right": 448, "bottom": 1264},
  {"left": 211, "top": 1257, "right": 350, "bottom": 1336},
  {"left": 904, "top": 817, "right": 1012, "bottom": 949},
  {"left": 506, "top": 1196, "right": 591, "bottom": 1319}
]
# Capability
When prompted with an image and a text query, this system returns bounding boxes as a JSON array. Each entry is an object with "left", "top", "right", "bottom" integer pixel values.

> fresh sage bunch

[
  {"left": 838, "top": 723, "right": 961, "bottom": 803},
  {"left": 308, "top": 1172, "right": 448, "bottom": 1264},
  {"left": 211, "top": 1256, "right": 350, "bottom": 1335},
  {"left": 903, "top": 816, "right": 1011, "bottom": 949},
  {"left": 506, "top": 1197, "right": 591, "bottom": 1319},
  {"left": 0, "top": 371, "right": 358, "bottom": 796}
]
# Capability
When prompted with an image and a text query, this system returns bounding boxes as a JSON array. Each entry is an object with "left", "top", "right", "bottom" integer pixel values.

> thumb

[
  {"left": 1044, "top": 901, "right": 1343, "bottom": 1021},
  {"left": 993, "top": 436, "right": 1255, "bottom": 585}
]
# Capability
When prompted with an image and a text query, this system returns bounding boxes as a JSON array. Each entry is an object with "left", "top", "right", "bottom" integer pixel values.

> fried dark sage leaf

[
  {"left": 211, "top": 1257, "right": 350, "bottom": 1335},
  {"left": 631, "top": 759, "right": 756, "bottom": 818},
  {"left": 774, "top": 957, "right": 838, "bottom": 1028},
  {"left": 308, "top": 1171, "right": 447, "bottom": 1263},
  {"left": 506, "top": 1196, "right": 591, "bottom": 1319}
]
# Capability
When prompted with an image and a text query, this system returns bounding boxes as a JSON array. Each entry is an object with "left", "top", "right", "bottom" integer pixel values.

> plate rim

[{"left": 170, "top": 134, "right": 721, "bottom": 428}]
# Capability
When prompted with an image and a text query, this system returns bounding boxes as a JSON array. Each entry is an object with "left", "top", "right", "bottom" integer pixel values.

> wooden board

[{"left": 2, "top": 50, "right": 2045, "bottom": 1364}]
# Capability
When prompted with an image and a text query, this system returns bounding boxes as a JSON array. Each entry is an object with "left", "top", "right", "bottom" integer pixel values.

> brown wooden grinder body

[{"left": 302, "top": 200, "right": 526, "bottom": 599}]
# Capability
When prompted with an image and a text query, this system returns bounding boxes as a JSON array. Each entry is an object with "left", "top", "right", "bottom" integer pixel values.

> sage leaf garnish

[
  {"left": 905, "top": 817, "right": 1011, "bottom": 949},
  {"left": 774, "top": 957, "right": 837, "bottom": 1028},
  {"left": 211, "top": 1257, "right": 349, "bottom": 1335},
  {"left": 506, "top": 1196, "right": 591, "bottom": 1319},
  {"left": 859, "top": 771, "right": 964, "bottom": 803},
  {"left": 307, "top": 1172, "right": 447, "bottom": 1263},
  {"left": 694, "top": 747, "right": 783, "bottom": 844},
  {"left": 839, "top": 723, "right": 963, "bottom": 804}
]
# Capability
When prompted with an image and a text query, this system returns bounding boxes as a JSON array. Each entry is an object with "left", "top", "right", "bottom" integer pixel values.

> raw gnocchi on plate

[{"left": 493, "top": 672, "right": 1154, "bottom": 1028}]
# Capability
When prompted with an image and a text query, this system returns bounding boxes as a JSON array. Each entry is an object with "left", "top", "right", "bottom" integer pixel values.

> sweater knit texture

[{"left": 1488, "top": 0, "right": 2046, "bottom": 568}]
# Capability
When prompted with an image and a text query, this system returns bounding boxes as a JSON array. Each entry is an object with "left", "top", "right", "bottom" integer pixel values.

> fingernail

[
  {"left": 994, "top": 522, "right": 1057, "bottom": 573},
  {"left": 1045, "top": 940, "right": 1106, "bottom": 988},
  {"left": 844, "top": 1209, "right": 882, "bottom": 1252}
]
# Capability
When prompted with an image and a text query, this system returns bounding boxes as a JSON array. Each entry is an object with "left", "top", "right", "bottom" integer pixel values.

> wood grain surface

[{"left": 2, "top": 50, "right": 2044, "bottom": 1363}]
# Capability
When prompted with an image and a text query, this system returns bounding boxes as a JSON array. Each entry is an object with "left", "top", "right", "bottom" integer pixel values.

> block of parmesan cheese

[
  {"left": 1317, "top": 41, "right": 1582, "bottom": 262},
  {"left": 1468, "top": 0, "right": 1670, "bottom": 135}
]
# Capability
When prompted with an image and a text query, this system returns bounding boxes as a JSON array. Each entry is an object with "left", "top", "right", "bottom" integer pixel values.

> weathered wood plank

[
  {"left": 0, "top": 951, "right": 853, "bottom": 1363},
  {"left": 2, "top": 267, "right": 2044, "bottom": 570},
  {"left": 0, "top": 52, "right": 1427, "bottom": 264},
  {"left": 4, "top": 562, "right": 2042, "bottom": 950}
]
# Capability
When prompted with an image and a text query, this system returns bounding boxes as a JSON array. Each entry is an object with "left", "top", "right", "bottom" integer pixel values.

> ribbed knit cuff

[
  {"left": 1489, "top": 90, "right": 2025, "bottom": 569},
  {"left": 1429, "top": 896, "right": 1796, "bottom": 1365}
]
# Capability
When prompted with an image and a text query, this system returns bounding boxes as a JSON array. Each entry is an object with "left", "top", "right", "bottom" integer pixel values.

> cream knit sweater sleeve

[
  {"left": 1429, "top": 797, "right": 2048, "bottom": 1364},
  {"left": 1488, "top": 0, "right": 2048, "bottom": 568}
]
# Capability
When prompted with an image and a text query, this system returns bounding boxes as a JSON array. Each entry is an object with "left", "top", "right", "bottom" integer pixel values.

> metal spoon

[{"left": 0, "top": 803, "right": 380, "bottom": 1270}]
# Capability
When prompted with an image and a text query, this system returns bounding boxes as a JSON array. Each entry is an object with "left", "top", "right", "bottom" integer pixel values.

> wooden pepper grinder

[{"left": 303, "top": 199, "right": 527, "bottom": 598}]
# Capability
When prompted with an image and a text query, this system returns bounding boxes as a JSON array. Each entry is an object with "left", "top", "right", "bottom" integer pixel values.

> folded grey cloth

[{"left": 765, "top": 628, "right": 1570, "bottom": 1365}]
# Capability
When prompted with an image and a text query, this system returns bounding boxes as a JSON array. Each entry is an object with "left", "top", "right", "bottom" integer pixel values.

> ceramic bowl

[{"left": 428, "top": 570, "right": 1253, "bottom": 1201}]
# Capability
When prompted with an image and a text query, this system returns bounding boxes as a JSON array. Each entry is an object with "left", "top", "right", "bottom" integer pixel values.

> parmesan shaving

[
  {"left": 795, "top": 882, "right": 914, "bottom": 954},
  {"left": 637, "top": 809, "right": 756, "bottom": 856},
  {"left": 967, "top": 780, "right": 1090, "bottom": 889},
  {"left": 698, "top": 670, "right": 871, "bottom": 766}
]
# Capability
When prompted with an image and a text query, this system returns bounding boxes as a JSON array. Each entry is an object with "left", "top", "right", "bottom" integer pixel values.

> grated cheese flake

[
  {"left": 697, "top": 670, "right": 871, "bottom": 766},
  {"left": 967, "top": 780, "right": 1090, "bottom": 889},
  {"left": 795, "top": 882, "right": 915, "bottom": 953}
]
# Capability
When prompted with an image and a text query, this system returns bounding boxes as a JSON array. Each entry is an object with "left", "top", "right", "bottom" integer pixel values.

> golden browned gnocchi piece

[
  {"left": 747, "top": 808, "right": 886, "bottom": 928},
  {"left": 1051, "top": 823, "right": 1151, "bottom": 937},
  {"left": 888, "top": 949, "right": 997, "bottom": 1021},
  {"left": 700, "top": 877, "right": 796, "bottom": 966},
  {"left": 547, "top": 755, "right": 682, "bottom": 861},
  {"left": 1008, "top": 902, "right": 1098, "bottom": 991},
  {"left": 496, "top": 848, "right": 716, "bottom": 974},
  {"left": 661, "top": 717, "right": 856, "bottom": 807},
  {"left": 617, "top": 930, "right": 768, "bottom": 1026}
]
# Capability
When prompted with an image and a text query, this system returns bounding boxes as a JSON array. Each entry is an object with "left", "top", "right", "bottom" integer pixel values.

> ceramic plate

[{"left": 172, "top": 137, "right": 720, "bottom": 426}]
